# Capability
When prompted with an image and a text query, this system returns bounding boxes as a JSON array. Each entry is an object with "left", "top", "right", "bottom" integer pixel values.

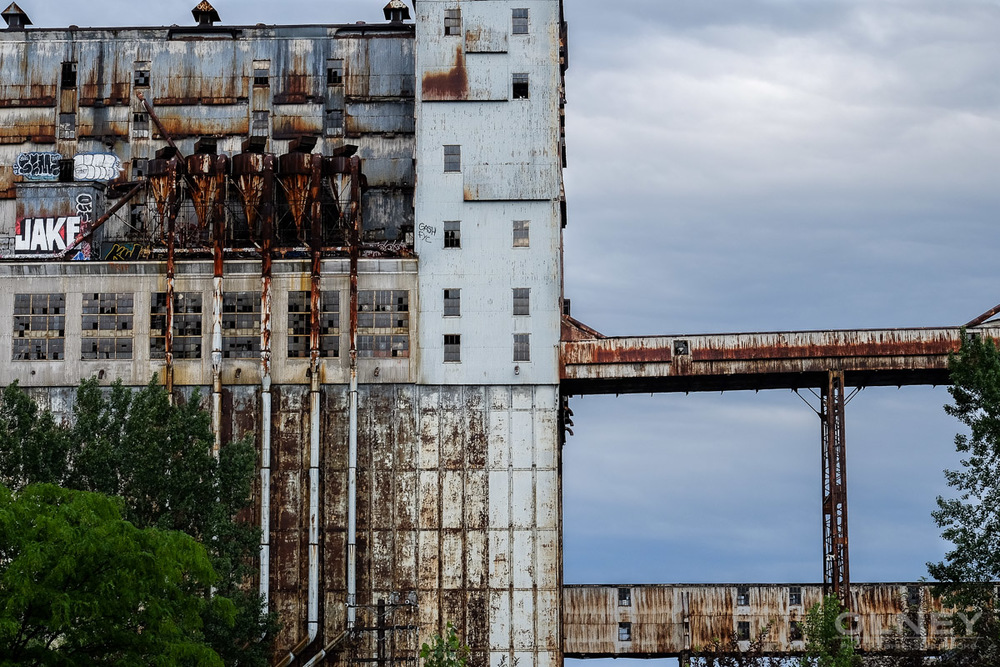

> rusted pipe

[
  {"left": 51, "top": 181, "right": 146, "bottom": 261},
  {"left": 347, "top": 155, "right": 362, "bottom": 630},
  {"left": 300, "top": 631, "right": 350, "bottom": 667},
  {"left": 964, "top": 303, "right": 1000, "bottom": 329},
  {"left": 136, "top": 91, "right": 181, "bottom": 156}
]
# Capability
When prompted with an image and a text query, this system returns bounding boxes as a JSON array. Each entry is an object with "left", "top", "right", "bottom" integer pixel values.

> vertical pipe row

[
  {"left": 256, "top": 153, "right": 276, "bottom": 612},
  {"left": 307, "top": 153, "right": 325, "bottom": 654},
  {"left": 347, "top": 156, "right": 362, "bottom": 630}
]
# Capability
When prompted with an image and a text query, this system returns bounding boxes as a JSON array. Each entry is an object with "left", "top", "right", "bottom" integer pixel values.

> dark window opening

[
  {"left": 252, "top": 111, "right": 269, "bottom": 135},
  {"left": 513, "top": 333, "right": 530, "bottom": 362},
  {"left": 222, "top": 292, "right": 261, "bottom": 359},
  {"left": 58, "top": 113, "right": 76, "bottom": 140},
  {"left": 12, "top": 294, "right": 66, "bottom": 361},
  {"left": 618, "top": 588, "right": 631, "bottom": 607},
  {"left": 444, "top": 289, "right": 461, "bottom": 317},
  {"left": 444, "top": 334, "right": 461, "bottom": 363},
  {"left": 737, "top": 586, "right": 750, "bottom": 606},
  {"left": 150, "top": 292, "right": 202, "bottom": 360},
  {"left": 82, "top": 293, "right": 134, "bottom": 360},
  {"left": 444, "top": 144, "right": 461, "bottom": 172},
  {"left": 790, "top": 621, "right": 804, "bottom": 642},
  {"left": 61, "top": 62, "right": 77, "bottom": 88},
  {"left": 253, "top": 67, "right": 270, "bottom": 87},
  {"left": 789, "top": 586, "right": 802, "bottom": 606},
  {"left": 358, "top": 290, "right": 409, "bottom": 358},
  {"left": 132, "top": 112, "right": 150, "bottom": 139},
  {"left": 444, "top": 8, "right": 461, "bottom": 36},
  {"left": 737, "top": 621, "right": 751, "bottom": 641},
  {"left": 513, "top": 288, "right": 530, "bottom": 316},
  {"left": 513, "top": 73, "right": 529, "bottom": 99},
  {"left": 444, "top": 221, "right": 461, "bottom": 248},
  {"left": 512, "top": 8, "right": 529, "bottom": 34},
  {"left": 325, "top": 109, "right": 344, "bottom": 137},
  {"left": 288, "top": 291, "right": 340, "bottom": 358},
  {"left": 327, "top": 59, "right": 344, "bottom": 86},
  {"left": 134, "top": 69, "right": 150, "bottom": 88},
  {"left": 618, "top": 622, "right": 632, "bottom": 642},
  {"left": 513, "top": 220, "right": 530, "bottom": 247}
]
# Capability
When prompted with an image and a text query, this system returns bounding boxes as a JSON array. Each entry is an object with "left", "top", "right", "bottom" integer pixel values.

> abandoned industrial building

[{"left": 0, "top": 0, "right": 994, "bottom": 664}]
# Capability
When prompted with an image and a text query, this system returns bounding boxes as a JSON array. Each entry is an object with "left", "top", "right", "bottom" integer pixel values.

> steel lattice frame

[{"left": 821, "top": 370, "right": 850, "bottom": 607}]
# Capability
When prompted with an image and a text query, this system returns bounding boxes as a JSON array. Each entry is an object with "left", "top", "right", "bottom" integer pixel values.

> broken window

[
  {"left": 444, "top": 8, "right": 461, "bottom": 36},
  {"left": 789, "top": 586, "right": 802, "bottom": 606},
  {"left": 252, "top": 111, "right": 269, "bottom": 135},
  {"left": 134, "top": 63, "right": 150, "bottom": 88},
  {"left": 444, "top": 334, "right": 461, "bottom": 363},
  {"left": 444, "top": 289, "right": 461, "bottom": 317},
  {"left": 513, "top": 220, "right": 530, "bottom": 247},
  {"left": 132, "top": 112, "right": 150, "bottom": 139},
  {"left": 222, "top": 292, "right": 261, "bottom": 359},
  {"left": 325, "top": 109, "right": 344, "bottom": 137},
  {"left": 618, "top": 588, "right": 631, "bottom": 607},
  {"left": 444, "top": 221, "right": 461, "bottom": 248},
  {"left": 512, "top": 8, "right": 529, "bottom": 35},
  {"left": 59, "top": 113, "right": 76, "bottom": 140},
  {"left": 61, "top": 62, "right": 77, "bottom": 89},
  {"left": 618, "top": 622, "right": 632, "bottom": 642},
  {"left": 513, "top": 288, "right": 530, "bottom": 316},
  {"left": 737, "top": 621, "right": 751, "bottom": 641},
  {"left": 253, "top": 61, "right": 270, "bottom": 86},
  {"left": 287, "top": 291, "right": 340, "bottom": 358},
  {"left": 513, "top": 333, "right": 530, "bottom": 362},
  {"left": 327, "top": 59, "right": 344, "bottom": 86},
  {"left": 132, "top": 158, "right": 149, "bottom": 179},
  {"left": 12, "top": 294, "right": 65, "bottom": 361},
  {"left": 358, "top": 290, "right": 409, "bottom": 358},
  {"left": 150, "top": 292, "right": 202, "bottom": 360},
  {"left": 444, "top": 145, "right": 461, "bottom": 172},
  {"left": 81, "top": 293, "right": 133, "bottom": 360},
  {"left": 512, "top": 73, "right": 529, "bottom": 99},
  {"left": 790, "top": 621, "right": 804, "bottom": 642},
  {"left": 737, "top": 586, "right": 750, "bottom": 606}
]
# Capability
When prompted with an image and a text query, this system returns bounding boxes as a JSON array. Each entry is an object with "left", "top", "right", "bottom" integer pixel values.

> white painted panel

[
  {"left": 489, "top": 469, "right": 510, "bottom": 527},
  {"left": 488, "top": 411, "right": 510, "bottom": 470},
  {"left": 511, "top": 387, "right": 534, "bottom": 411},
  {"left": 510, "top": 411, "right": 533, "bottom": 469},
  {"left": 465, "top": 470, "right": 488, "bottom": 530},
  {"left": 441, "top": 531, "right": 464, "bottom": 589},
  {"left": 512, "top": 591, "right": 535, "bottom": 650},
  {"left": 417, "top": 530, "right": 440, "bottom": 590},
  {"left": 488, "top": 385, "right": 510, "bottom": 411},
  {"left": 466, "top": 529, "right": 487, "bottom": 589},
  {"left": 535, "top": 469, "right": 557, "bottom": 530},
  {"left": 536, "top": 591, "right": 560, "bottom": 650},
  {"left": 535, "top": 530, "right": 559, "bottom": 591},
  {"left": 489, "top": 591, "right": 512, "bottom": 650},
  {"left": 418, "top": 396, "right": 440, "bottom": 470},
  {"left": 512, "top": 530, "right": 535, "bottom": 589},
  {"left": 441, "top": 470, "right": 464, "bottom": 529},
  {"left": 419, "top": 471, "right": 440, "bottom": 529},
  {"left": 511, "top": 470, "right": 534, "bottom": 529},
  {"left": 489, "top": 530, "right": 511, "bottom": 589},
  {"left": 464, "top": 162, "right": 559, "bottom": 201}
]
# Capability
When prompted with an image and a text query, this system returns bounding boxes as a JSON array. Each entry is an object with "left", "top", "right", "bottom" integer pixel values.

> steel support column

[{"left": 821, "top": 370, "right": 850, "bottom": 607}]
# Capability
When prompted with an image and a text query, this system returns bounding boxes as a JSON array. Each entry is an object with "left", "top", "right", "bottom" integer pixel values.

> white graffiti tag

[
  {"left": 12, "top": 152, "right": 61, "bottom": 181},
  {"left": 73, "top": 153, "right": 123, "bottom": 182}
]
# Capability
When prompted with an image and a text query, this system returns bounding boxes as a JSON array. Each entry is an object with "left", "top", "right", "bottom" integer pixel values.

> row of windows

[
  {"left": 439, "top": 220, "right": 530, "bottom": 249},
  {"left": 614, "top": 586, "right": 805, "bottom": 610},
  {"left": 444, "top": 8, "right": 530, "bottom": 36},
  {"left": 615, "top": 620, "right": 804, "bottom": 644},
  {"left": 442, "top": 333, "right": 530, "bottom": 364},
  {"left": 441, "top": 288, "right": 530, "bottom": 318}
]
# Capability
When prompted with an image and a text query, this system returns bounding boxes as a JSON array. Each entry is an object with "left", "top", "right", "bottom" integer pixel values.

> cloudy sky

[{"left": 22, "top": 0, "right": 1000, "bottom": 658}]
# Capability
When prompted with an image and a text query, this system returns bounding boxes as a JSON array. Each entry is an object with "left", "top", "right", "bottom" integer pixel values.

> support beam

[{"left": 821, "top": 370, "right": 850, "bottom": 607}]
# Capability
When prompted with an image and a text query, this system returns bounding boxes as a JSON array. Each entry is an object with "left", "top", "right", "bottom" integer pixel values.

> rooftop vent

[
  {"left": 192, "top": 0, "right": 221, "bottom": 27},
  {"left": 2, "top": 2, "right": 31, "bottom": 30},
  {"left": 383, "top": 0, "right": 411, "bottom": 23}
]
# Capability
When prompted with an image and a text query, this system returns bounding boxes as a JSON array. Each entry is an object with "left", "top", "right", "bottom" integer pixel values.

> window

[
  {"left": 737, "top": 621, "right": 751, "bottom": 641},
  {"left": 252, "top": 111, "right": 269, "bottom": 134},
  {"left": 134, "top": 64, "right": 150, "bottom": 88},
  {"left": 61, "top": 62, "right": 77, "bottom": 88},
  {"left": 150, "top": 292, "right": 202, "bottom": 360},
  {"left": 253, "top": 61, "right": 270, "bottom": 86},
  {"left": 789, "top": 586, "right": 802, "bottom": 606},
  {"left": 58, "top": 113, "right": 76, "bottom": 140},
  {"left": 222, "top": 292, "right": 261, "bottom": 359},
  {"left": 618, "top": 588, "right": 631, "bottom": 607},
  {"left": 325, "top": 109, "right": 344, "bottom": 137},
  {"left": 327, "top": 59, "right": 344, "bottom": 86},
  {"left": 618, "top": 623, "right": 632, "bottom": 642},
  {"left": 444, "top": 334, "right": 461, "bottom": 363},
  {"left": 513, "top": 288, "right": 530, "bottom": 316},
  {"left": 512, "top": 73, "right": 529, "bottom": 99},
  {"left": 512, "top": 8, "right": 529, "bottom": 34},
  {"left": 287, "top": 291, "right": 340, "bottom": 358},
  {"left": 12, "top": 294, "right": 65, "bottom": 361},
  {"left": 513, "top": 333, "right": 530, "bottom": 362},
  {"left": 513, "top": 220, "right": 530, "bottom": 247},
  {"left": 358, "top": 290, "right": 409, "bottom": 358},
  {"left": 444, "top": 145, "right": 461, "bottom": 172},
  {"left": 132, "top": 112, "right": 150, "bottom": 139},
  {"left": 736, "top": 586, "right": 750, "bottom": 606},
  {"left": 132, "top": 158, "right": 149, "bottom": 179},
  {"left": 444, "top": 221, "right": 461, "bottom": 248},
  {"left": 790, "top": 621, "right": 803, "bottom": 642},
  {"left": 444, "top": 289, "right": 461, "bottom": 317},
  {"left": 81, "top": 293, "right": 133, "bottom": 360},
  {"left": 444, "top": 8, "right": 461, "bottom": 36}
]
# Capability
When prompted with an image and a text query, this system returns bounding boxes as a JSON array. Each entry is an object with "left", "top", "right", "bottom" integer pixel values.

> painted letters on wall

[
  {"left": 12, "top": 152, "right": 62, "bottom": 181},
  {"left": 74, "top": 153, "right": 122, "bottom": 182},
  {"left": 14, "top": 217, "right": 82, "bottom": 254}
]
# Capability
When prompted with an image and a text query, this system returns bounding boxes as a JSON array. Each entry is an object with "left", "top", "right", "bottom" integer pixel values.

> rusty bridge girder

[{"left": 821, "top": 370, "right": 850, "bottom": 607}]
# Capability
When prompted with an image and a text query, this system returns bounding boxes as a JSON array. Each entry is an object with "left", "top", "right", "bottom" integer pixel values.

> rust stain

[{"left": 422, "top": 44, "right": 468, "bottom": 101}]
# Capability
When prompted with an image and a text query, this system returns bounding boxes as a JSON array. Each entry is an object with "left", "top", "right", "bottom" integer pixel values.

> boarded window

[
  {"left": 512, "top": 8, "right": 529, "bottom": 34},
  {"left": 358, "top": 290, "right": 409, "bottom": 358},
  {"left": 512, "top": 73, "right": 529, "bottom": 99},
  {"left": 513, "top": 333, "right": 530, "bottom": 362},
  {"left": 61, "top": 62, "right": 77, "bottom": 88},
  {"left": 789, "top": 586, "right": 802, "bottom": 606},
  {"left": 253, "top": 61, "right": 270, "bottom": 86},
  {"left": 444, "top": 8, "right": 462, "bottom": 36},
  {"left": 444, "top": 221, "right": 461, "bottom": 248},
  {"left": 327, "top": 59, "right": 344, "bottom": 86},
  {"left": 618, "top": 622, "right": 631, "bottom": 642},
  {"left": 222, "top": 292, "right": 261, "bottom": 359},
  {"left": 444, "top": 289, "right": 461, "bottom": 317},
  {"left": 287, "top": 291, "right": 339, "bottom": 358},
  {"left": 325, "top": 109, "right": 344, "bottom": 137},
  {"left": 132, "top": 112, "right": 150, "bottom": 139},
  {"left": 444, "top": 334, "right": 461, "bottom": 362},
  {"left": 513, "top": 220, "right": 529, "bottom": 247},
  {"left": 737, "top": 586, "right": 750, "bottom": 606},
  {"left": 150, "top": 292, "right": 202, "bottom": 360},
  {"left": 444, "top": 145, "right": 461, "bottom": 172},
  {"left": 252, "top": 111, "right": 269, "bottom": 134},
  {"left": 12, "top": 294, "right": 65, "bottom": 361},
  {"left": 134, "top": 64, "right": 150, "bottom": 88},
  {"left": 81, "top": 293, "right": 134, "bottom": 360},
  {"left": 513, "top": 288, "right": 530, "bottom": 316},
  {"left": 59, "top": 113, "right": 76, "bottom": 140},
  {"left": 618, "top": 588, "right": 631, "bottom": 607},
  {"left": 737, "top": 621, "right": 751, "bottom": 641}
]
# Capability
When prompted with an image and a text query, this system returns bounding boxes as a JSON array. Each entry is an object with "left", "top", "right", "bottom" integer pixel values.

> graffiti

[
  {"left": 14, "top": 217, "right": 83, "bottom": 253},
  {"left": 418, "top": 223, "right": 437, "bottom": 243},
  {"left": 73, "top": 193, "right": 93, "bottom": 260},
  {"left": 101, "top": 243, "right": 150, "bottom": 261},
  {"left": 362, "top": 240, "right": 410, "bottom": 258},
  {"left": 12, "top": 152, "right": 62, "bottom": 181},
  {"left": 74, "top": 153, "right": 123, "bottom": 182},
  {"left": 0, "top": 237, "right": 13, "bottom": 259}
]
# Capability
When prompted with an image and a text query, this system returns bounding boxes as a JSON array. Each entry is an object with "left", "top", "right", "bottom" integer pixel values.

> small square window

[
  {"left": 513, "top": 73, "right": 529, "bottom": 99},
  {"left": 513, "top": 288, "right": 530, "bottom": 316},
  {"left": 512, "top": 8, "right": 529, "bottom": 35},
  {"left": 513, "top": 220, "right": 530, "bottom": 247},
  {"left": 444, "top": 334, "right": 461, "bottom": 363},
  {"left": 789, "top": 586, "right": 802, "bottom": 606},
  {"left": 513, "top": 333, "right": 530, "bottom": 362},
  {"left": 327, "top": 59, "right": 344, "bottom": 86},
  {"left": 254, "top": 66, "right": 270, "bottom": 87},
  {"left": 444, "top": 8, "right": 462, "bottom": 36},
  {"left": 736, "top": 586, "right": 750, "bottom": 606},
  {"left": 134, "top": 68, "right": 150, "bottom": 88},
  {"left": 132, "top": 158, "right": 149, "bottom": 179},
  {"left": 132, "top": 112, "right": 150, "bottom": 139},
  {"left": 444, "top": 289, "right": 461, "bottom": 317},
  {"left": 618, "top": 588, "right": 631, "bottom": 607},
  {"left": 253, "top": 111, "right": 269, "bottom": 134},
  {"left": 444, "top": 145, "right": 461, "bottom": 172},
  {"left": 59, "top": 113, "right": 76, "bottom": 140},
  {"left": 444, "top": 221, "right": 461, "bottom": 248},
  {"left": 61, "top": 62, "right": 77, "bottom": 89},
  {"left": 618, "top": 622, "right": 631, "bottom": 642},
  {"left": 737, "top": 621, "right": 751, "bottom": 642},
  {"left": 325, "top": 109, "right": 344, "bottom": 137}
]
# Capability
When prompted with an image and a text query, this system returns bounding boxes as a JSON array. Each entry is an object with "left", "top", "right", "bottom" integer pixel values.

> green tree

[
  {"left": 800, "top": 596, "right": 858, "bottom": 667},
  {"left": 0, "top": 378, "right": 277, "bottom": 665},
  {"left": 420, "top": 624, "right": 469, "bottom": 667},
  {"left": 0, "top": 483, "right": 231, "bottom": 666},
  {"left": 927, "top": 332, "right": 1000, "bottom": 665}
]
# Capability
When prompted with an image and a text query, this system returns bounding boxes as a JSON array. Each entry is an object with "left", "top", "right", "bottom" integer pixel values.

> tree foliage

[
  {"left": 690, "top": 622, "right": 794, "bottom": 666},
  {"left": 0, "top": 483, "right": 230, "bottom": 666},
  {"left": 799, "top": 596, "right": 857, "bottom": 667},
  {"left": 0, "top": 378, "right": 277, "bottom": 665},
  {"left": 927, "top": 332, "right": 1000, "bottom": 665},
  {"left": 420, "top": 623, "right": 469, "bottom": 667}
]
